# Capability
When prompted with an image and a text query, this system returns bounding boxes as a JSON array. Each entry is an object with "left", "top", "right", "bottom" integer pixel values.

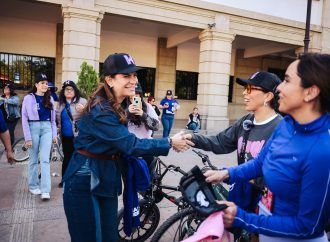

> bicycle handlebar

[{"left": 192, "top": 149, "right": 217, "bottom": 170}]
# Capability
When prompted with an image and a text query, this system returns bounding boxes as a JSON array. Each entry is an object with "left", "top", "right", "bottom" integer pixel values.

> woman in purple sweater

[{"left": 21, "top": 73, "right": 57, "bottom": 200}]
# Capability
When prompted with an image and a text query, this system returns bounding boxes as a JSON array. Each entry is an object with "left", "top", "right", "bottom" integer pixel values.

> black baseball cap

[
  {"left": 62, "top": 80, "right": 77, "bottom": 89},
  {"left": 236, "top": 71, "right": 282, "bottom": 93},
  {"left": 35, "top": 73, "right": 48, "bottom": 83},
  {"left": 102, "top": 53, "right": 142, "bottom": 75},
  {"left": 166, "top": 90, "right": 173, "bottom": 96}
]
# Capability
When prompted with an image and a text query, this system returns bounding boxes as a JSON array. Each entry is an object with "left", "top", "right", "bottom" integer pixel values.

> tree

[{"left": 77, "top": 61, "right": 99, "bottom": 99}]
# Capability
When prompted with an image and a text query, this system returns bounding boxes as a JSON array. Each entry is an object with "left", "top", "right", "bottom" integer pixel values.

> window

[
  {"left": 0, "top": 52, "right": 55, "bottom": 90},
  {"left": 99, "top": 63, "right": 156, "bottom": 98},
  {"left": 175, "top": 71, "right": 198, "bottom": 100},
  {"left": 137, "top": 68, "right": 156, "bottom": 98}
]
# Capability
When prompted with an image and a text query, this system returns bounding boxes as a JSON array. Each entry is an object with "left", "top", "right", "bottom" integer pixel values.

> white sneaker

[
  {"left": 41, "top": 193, "right": 50, "bottom": 200},
  {"left": 29, "top": 188, "right": 41, "bottom": 195}
]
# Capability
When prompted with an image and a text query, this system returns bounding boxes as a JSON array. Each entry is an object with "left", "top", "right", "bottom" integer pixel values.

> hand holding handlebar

[{"left": 204, "top": 169, "right": 229, "bottom": 184}]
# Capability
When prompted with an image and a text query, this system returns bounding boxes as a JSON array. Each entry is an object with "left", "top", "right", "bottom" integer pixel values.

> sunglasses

[
  {"left": 65, "top": 87, "right": 74, "bottom": 91},
  {"left": 244, "top": 85, "right": 265, "bottom": 94}
]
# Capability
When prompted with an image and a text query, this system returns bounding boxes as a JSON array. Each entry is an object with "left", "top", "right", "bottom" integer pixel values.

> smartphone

[{"left": 133, "top": 96, "right": 142, "bottom": 108}]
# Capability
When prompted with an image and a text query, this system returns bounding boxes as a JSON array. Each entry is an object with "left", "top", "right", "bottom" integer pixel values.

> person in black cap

[
  {"left": 62, "top": 53, "right": 193, "bottom": 242},
  {"left": 203, "top": 53, "right": 330, "bottom": 241},
  {"left": 0, "top": 83, "right": 21, "bottom": 145},
  {"left": 183, "top": 71, "right": 282, "bottom": 238},
  {"left": 159, "top": 89, "right": 180, "bottom": 138},
  {"left": 56, "top": 80, "right": 87, "bottom": 187},
  {"left": 21, "top": 73, "right": 57, "bottom": 201}
]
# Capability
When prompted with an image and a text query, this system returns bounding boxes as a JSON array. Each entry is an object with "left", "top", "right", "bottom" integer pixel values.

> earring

[{"left": 263, "top": 101, "right": 268, "bottom": 107}]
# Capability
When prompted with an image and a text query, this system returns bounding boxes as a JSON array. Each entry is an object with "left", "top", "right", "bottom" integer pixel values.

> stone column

[
  {"left": 198, "top": 29, "right": 235, "bottom": 132},
  {"left": 155, "top": 38, "right": 177, "bottom": 99},
  {"left": 61, "top": 5, "right": 103, "bottom": 82}
]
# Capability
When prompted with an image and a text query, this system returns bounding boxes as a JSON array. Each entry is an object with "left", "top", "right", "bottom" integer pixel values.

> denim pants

[
  {"left": 161, "top": 114, "right": 174, "bottom": 138},
  {"left": 63, "top": 175, "right": 96, "bottom": 242},
  {"left": 63, "top": 174, "right": 118, "bottom": 242},
  {"left": 28, "top": 121, "right": 52, "bottom": 193},
  {"left": 187, "top": 122, "right": 200, "bottom": 133}
]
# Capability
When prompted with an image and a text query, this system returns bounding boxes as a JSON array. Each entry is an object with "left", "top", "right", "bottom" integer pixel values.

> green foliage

[{"left": 77, "top": 61, "right": 99, "bottom": 99}]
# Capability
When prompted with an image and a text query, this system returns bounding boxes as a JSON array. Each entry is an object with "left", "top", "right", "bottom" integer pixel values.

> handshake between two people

[{"left": 169, "top": 131, "right": 196, "bottom": 153}]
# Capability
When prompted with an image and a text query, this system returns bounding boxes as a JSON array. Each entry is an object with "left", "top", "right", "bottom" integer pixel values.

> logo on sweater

[{"left": 132, "top": 206, "right": 139, "bottom": 217}]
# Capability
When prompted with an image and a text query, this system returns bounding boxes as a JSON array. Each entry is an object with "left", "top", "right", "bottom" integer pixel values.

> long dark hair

[
  {"left": 29, "top": 84, "right": 53, "bottom": 110},
  {"left": 59, "top": 84, "right": 82, "bottom": 105},
  {"left": 84, "top": 74, "right": 127, "bottom": 124},
  {"left": 297, "top": 53, "right": 330, "bottom": 113},
  {"left": 128, "top": 94, "right": 147, "bottom": 126},
  {"left": 2, "top": 84, "right": 17, "bottom": 98}
]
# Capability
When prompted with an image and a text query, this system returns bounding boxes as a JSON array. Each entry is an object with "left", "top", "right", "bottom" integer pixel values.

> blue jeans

[
  {"left": 63, "top": 175, "right": 96, "bottom": 242},
  {"left": 161, "top": 114, "right": 174, "bottom": 138},
  {"left": 187, "top": 122, "right": 200, "bottom": 133},
  {"left": 63, "top": 174, "right": 119, "bottom": 242},
  {"left": 28, "top": 121, "right": 52, "bottom": 193}
]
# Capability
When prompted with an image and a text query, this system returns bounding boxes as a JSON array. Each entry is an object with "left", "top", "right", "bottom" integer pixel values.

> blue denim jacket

[{"left": 63, "top": 100, "right": 170, "bottom": 197}]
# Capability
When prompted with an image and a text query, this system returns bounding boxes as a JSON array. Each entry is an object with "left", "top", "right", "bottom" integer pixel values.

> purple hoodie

[{"left": 21, "top": 93, "right": 57, "bottom": 141}]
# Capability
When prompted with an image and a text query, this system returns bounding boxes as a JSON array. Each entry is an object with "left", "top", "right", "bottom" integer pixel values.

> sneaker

[
  {"left": 29, "top": 188, "right": 41, "bottom": 195},
  {"left": 41, "top": 193, "right": 50, "bottom": 200}
]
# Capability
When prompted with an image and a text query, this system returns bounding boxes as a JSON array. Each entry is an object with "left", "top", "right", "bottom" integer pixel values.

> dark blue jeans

[
  {"left": 161, "top": 114, "right": 174, "bottom": 138},
  {"left": 63, "top": 174, "right": 119, "bottom": 242},
  {"left": 63, "top": 175, "right": 96, "bottom": 242}
]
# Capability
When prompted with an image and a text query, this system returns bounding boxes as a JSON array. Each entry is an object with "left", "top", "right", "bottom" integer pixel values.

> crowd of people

[{"left": 0, "top": 52, "right": 329, "bottom": 242}]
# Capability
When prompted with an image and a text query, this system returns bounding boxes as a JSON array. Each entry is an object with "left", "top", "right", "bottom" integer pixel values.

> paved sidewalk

[{"left": 0, "top": 121, "right": 236, "bottom": 242}]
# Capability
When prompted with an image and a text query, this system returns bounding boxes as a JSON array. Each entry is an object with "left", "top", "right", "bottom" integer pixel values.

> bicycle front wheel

[
  {"left": 13, "top": 138, "right": 29, "bottom": 162},
  {"left": 150, "top": 208, "right": 204, "bottom": 242},
  {"left": 118, "top": 199, "right": 160, "bottom": 242}
]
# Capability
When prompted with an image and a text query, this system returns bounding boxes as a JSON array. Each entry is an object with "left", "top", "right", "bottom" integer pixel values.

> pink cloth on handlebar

[{"left": 181, "top": 211, "right": 233, "bottom": 242}]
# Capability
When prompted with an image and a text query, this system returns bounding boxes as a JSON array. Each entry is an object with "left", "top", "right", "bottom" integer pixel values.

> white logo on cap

[
  {"left": 41, "top": 74, "right": 47, "bottom": 79},
  {"left": 64, "top": 80, "right": 71, "bottom": 85},
  {"left": 124, "top": 55, "right": 135, "bottom": 65},
  {"left": 250, "top": 72, "right": 259, "bottom": 79},
  {"left": 196, "top": 190, "right": 209, "bottom": 207}
]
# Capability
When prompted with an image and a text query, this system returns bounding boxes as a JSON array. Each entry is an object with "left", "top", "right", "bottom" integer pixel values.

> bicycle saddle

[{"left": 180, "top": 165, "right": 228, "bottom": 216}]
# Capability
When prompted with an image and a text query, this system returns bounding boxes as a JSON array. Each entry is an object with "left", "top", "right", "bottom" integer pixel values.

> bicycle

[
  {"left": 149, "top": 149, "right": 228, "bottom": 242},
  {"left": 12, "top": 135, "right": 64, "bottom": 162},
  {"left": 117, "top": 149, "right": 228, "bottom": 242},
  {"left": 117, "top": 157, "right": 189, "bottom": 242}
]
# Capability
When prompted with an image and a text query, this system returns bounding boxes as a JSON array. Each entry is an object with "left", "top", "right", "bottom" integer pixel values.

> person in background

[
  {"left": 62, "top": 53, "right": 192, "bottom": 242},
  {"left": 186, "top": 107, "right": 201, "bottom": 133},
  {"left": 205, "top": 53, "right": 330, "bottom": 241},
  {"left": 159, "top": 90, "right": 180, "bottom": 138},
  {"left": 147, "top": 95, "right": 160, "bottom": 116},
  {"left": 0, "top": 110, "right": 14, "bottom": 164},
  {"left": 48, "top": 82, "right": 59, "bottom": 110},
  {"left": 184, "top": 71, "right": 282, "bottom": 241},
  {"left": 0, "top": 83, "right": 21, "bottom": 145},
  {"left": 184, "top": 72, "right": 282, "bottom": 241},
  {"left": 127, "top": 82, "right": 159, "bottom": 165},
  {"left": 56, "top": 80, "right": 87, "bottom": 187},
  {"left": 22, "top": 73, "right": 57, "bottom": 201}
]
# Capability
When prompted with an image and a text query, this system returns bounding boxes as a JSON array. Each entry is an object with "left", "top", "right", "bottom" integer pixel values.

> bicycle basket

[{"left": 179, "top": 165, "right": 227, "bottom": 216}]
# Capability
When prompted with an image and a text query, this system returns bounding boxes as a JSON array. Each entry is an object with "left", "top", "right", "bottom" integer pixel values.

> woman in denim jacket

[
  {"left": 21, "top": 73, "right": 57, "bottom": 201},
  {"left": 0, "top": 83, "right": 21, "bottom": 145},
  {"left": 62, "top": 53, "right": 192, "bottom": 242}
]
